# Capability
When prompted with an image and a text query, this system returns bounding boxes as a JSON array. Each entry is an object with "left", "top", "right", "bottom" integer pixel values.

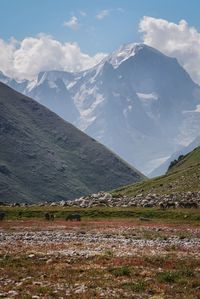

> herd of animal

[
  {"left": 44, "top": 212, "right": 81, "bottom": 221},
  {"left": 0, "top": 211, "right": 81, "bottom": 221}
]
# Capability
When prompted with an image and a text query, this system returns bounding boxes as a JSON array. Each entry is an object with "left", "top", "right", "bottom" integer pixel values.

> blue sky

[
  {"left": 1, "top": 0, "right": 200, "bottom": 83},
  {"left": 1, "top": 0, "right": 200, "bottom": 54}
]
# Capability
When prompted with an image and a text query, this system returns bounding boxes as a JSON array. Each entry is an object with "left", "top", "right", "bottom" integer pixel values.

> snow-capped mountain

[
  {"left": 26, "top": 71, "right": 79, "bottom": 123},
  {"left": 1, "top": 43, "right": 200, "bottom": 175},
  {"left": 69, "top": 43, "right": 200, "bottom": 174}
]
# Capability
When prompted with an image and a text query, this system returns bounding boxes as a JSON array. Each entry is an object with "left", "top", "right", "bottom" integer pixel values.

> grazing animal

[
  {"left": 44, "top": 212, "right": 54, "bottom": 221},
  {"left": 159, "top": 202, "right": 166, "bottom": 209},
  {"left": 0, "top": 211, "right": 5, "bottom": 221},
  {"left": 66, "top": 214, "right": 81, "bottom": 221},
  {"left": 139, "top": 217, "right": 151, "bottom": 221},
  {"left": 180, "top": 201, "right": 198, "bottom": 209},
  {"left": 166, "top": 201, "right": 176, "bottom": 209}
]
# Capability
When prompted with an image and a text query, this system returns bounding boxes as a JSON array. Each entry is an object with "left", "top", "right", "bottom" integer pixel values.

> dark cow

[
  {"left": 180, "top": 201, "right": 198, "bottom": 209},
  {"left": 44, "top": 212, "right": 54, "bottom": 221},
  {"left": 159, "top": 201, "right": 176, "bottom": 209},
  {"left": 0, "top": 211, "right": 5, "bottom": 221},
  {"left": 66, "top": 214, "right": 81, "bottom": 221}
]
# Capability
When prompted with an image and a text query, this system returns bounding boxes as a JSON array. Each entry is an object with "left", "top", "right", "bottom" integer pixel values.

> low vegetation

[
  {"left": 0, "top": 219, "right": 199, "bottom": 298},
  {"left": 112, "top": 146, "right": 200, "bottom": 197},
  {"left": 0, "top": 206, "right": 200, "bottom": 223}
]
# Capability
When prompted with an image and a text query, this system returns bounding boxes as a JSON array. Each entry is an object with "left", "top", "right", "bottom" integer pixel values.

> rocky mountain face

[
  {"left": 0, "top": 82, "right": 144, "bottom": 203},
  {"left": 1, "top": 43, "right": 200, "bottom": 175}
]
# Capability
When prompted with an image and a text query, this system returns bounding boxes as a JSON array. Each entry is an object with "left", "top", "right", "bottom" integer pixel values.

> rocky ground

[
  {"left": 53, "top": 191, "right": 200, "bottom": 209},
  {"left": 3, "top": 191, "right": 200, "bottom": 209},
  {"left": 0, "top": 219, "right": 199, "bottom": 298}
]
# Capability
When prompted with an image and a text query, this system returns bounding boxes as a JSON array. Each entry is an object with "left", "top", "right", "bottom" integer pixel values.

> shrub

[
  {"left": 122, "top": 281, "right": 146, "bottom": 292},
  {"left": 108, "top": 266, "right": 131, "bottom": 277},
  {"left": 156, "top": 271, "right": 180, "bottom": 283}
]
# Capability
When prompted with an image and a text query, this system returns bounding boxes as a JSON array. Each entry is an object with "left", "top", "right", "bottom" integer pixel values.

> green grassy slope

[
  {"left": 112, "top": 147, "right": 200, "bottom": 197},
  {"left": 0, "top": 82, "right": 144, "bottom": 203}
]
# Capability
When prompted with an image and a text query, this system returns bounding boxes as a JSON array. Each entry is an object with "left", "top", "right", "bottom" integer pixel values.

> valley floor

[{"left": 0, "top": 217, "right": 200, "bottom": 298}]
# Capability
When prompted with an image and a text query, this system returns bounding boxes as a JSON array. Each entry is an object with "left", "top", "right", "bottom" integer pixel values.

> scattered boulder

[
  {"left": 63, "top": 191, "right": 200, "bottom": 209},
  {"left": 59, "top": 200, "right": 68, "bottom": 207},
  {"left": 6, "top": 191, "right": 199, "bottom": 210}
]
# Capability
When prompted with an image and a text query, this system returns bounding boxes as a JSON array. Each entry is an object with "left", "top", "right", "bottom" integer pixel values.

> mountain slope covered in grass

[
  {"left": 0, "top": 82, "right": 144, "bottom": 203},
  {"left": 112, "top": 147, "right": 200, "bottom": 197}
]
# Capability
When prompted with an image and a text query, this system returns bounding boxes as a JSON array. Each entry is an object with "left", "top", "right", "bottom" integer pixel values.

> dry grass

[{"left": 0, "top": 219, "right": 199, "bottom": 298}]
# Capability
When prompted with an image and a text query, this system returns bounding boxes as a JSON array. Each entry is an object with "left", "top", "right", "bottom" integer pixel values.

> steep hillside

[
  {"left": 0, "top": 82, "right": 144, "bottom": 203},
  {"left": 113, "top": 147, "right": 200, "bottom": 197},
  {"left": 150, "top": 136, "right": 200, "bottom": 177}
]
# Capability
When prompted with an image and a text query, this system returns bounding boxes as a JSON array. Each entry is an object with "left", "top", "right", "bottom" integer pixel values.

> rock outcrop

[{"left": 52, "top": 191, "right": 200, "bottom": 208}]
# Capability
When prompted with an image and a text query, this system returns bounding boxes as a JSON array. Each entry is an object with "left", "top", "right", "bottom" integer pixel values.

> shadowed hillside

[{"left": 0, "top": 82, "right": 144, "bottom": 203}]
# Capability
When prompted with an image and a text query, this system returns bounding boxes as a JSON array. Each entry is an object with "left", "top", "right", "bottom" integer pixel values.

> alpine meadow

[{"left": 0, "top": 1, "right": 200, "bottom": 298}]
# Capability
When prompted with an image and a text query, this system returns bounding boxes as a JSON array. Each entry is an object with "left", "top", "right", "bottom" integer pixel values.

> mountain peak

[{"left": 106, "top": 43, "right": 165, "bottom": 68}]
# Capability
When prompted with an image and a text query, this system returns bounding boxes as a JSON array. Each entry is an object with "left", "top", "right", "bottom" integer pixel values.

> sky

[{"left": 1, "top": 0, "right": 200, "bottom": 82}]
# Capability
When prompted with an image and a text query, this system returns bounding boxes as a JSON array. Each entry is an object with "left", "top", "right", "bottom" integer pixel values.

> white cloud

[
  {"left": 0, "top": 34, "right": 107, "bottom": 80},
  {"left": 95, "top": 8, "right": 124, "bottom": 21},
  {"left": 0, "top": 38, "right": 16, "bottom": 76},
  {"left": 139, "top": 16, "right": 200, "bottom": 84},
  {"left": 63, "top": 16, "right": 79, "bottom": 30},
  {"left": 96, "top": 10, "right": 110, "bottom": 20},
  {"left": 79, "top": 11, "right": 87, "bottom": 17}
]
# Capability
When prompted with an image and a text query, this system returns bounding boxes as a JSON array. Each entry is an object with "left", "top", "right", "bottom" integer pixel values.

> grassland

[
  {"left": 0, "top": 205, "right": 200, "bottom": 223},
  {"left": 112, "top": 147, "right": 200, "bottom": 197}
]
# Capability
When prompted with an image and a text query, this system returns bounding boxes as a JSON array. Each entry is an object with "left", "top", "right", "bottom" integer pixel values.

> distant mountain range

[
  {"left": 0, "top": 82, "right": 144, "bottom": 203},
  {"left": 1, "top": 43, "right": 200, "bottom": 175}
]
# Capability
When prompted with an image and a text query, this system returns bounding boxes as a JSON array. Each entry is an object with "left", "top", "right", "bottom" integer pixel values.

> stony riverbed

[{"left": 0, "top": 220, "right": 199, "bottom": 298}]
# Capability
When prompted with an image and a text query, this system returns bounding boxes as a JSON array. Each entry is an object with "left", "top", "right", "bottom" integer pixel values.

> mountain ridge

[
  {"left": 1, "top": 43, "right": 200, "bottom": 175},
  {"left": 0, "top": 81, "right": 144, "bottom": 203}
]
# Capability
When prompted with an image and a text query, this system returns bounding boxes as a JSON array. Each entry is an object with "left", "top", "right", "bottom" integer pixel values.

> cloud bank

[
  {"left": 0, "top": 35, "right": 107, "bottom": 80},
  {"left": 140, "top": 16, "right": 200, "bottom": 84},
  {"left": 1, "top": 17, "right": 200, "bottom": 83}
]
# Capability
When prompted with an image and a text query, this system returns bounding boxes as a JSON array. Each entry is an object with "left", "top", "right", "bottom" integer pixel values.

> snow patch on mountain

[
  {"left": 105, "top": 43, "right": 166, "bottom": 69},
  {"left": 107, "top": 43, "right": 138, "bottom": 68},
  {"left": 195, "top": 104, "right": 200, "bottom": 112},
  {"left": 78, "top": 93, "right": 105, "bottom": 130}
]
